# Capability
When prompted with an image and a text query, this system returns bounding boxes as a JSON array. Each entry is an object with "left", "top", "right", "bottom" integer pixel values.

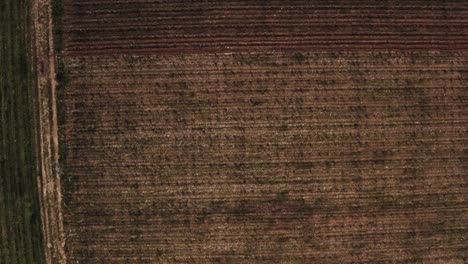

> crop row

[
  {"left": 62, "top": 0, "right": 468, "bottom": 55},
  {"left": 59, "top": 51, "right": 467, "bottom": 262},
  {"left": 0, "top": 0, "right": 45, "bottom": 263}
]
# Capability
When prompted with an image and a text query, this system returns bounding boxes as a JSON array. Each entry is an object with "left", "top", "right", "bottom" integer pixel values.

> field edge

[{"left": 32, "top": 0, "right": 67, "bottom": 262}]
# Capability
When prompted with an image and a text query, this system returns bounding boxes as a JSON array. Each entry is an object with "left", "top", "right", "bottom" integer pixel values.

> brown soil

[
  {"left": 60, "top": 52, "right": 467, "bottom": 263},
  {"left": 38, "top": 1, "right": 468, "bottom": 263},
  {"left": 62, "top": 0, "right": 468, "bottom": 55}
]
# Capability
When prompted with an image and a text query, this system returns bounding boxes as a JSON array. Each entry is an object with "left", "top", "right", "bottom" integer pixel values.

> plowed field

[
  {"left": 60, "top": 51, "right": 467, "bottom": 263},
  {"left": 62, "top": 0, "right": 468, "bottom": 55},
  {"left": 54, "top": 1, "right": 468, "bottom": 263}
]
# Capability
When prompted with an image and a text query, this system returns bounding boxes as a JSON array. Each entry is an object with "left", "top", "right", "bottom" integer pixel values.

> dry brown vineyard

[
  {"left": 59, "top": 52, "right": 468, "bottom": 263},
  {"left": 49, "top": 0, "right": 468, "bottom": 263}
]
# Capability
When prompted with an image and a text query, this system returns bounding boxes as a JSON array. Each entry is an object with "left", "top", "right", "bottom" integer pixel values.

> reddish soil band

[{"left": 63, "top": 0, "right": 468, "bottom": 55}]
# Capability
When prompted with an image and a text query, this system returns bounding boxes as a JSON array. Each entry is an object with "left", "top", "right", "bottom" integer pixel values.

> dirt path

[{"left": 32, "top": 0, "right": 67, "bottom": 263}]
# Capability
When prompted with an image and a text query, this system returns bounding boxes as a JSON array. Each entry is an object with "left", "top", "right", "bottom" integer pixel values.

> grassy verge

[{"left": 0, "top": 0, "right": 46, "bottom": 263}]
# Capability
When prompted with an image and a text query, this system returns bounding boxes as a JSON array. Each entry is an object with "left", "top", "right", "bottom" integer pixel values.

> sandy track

[{"left": 32, "top": 0, "right": 67, "bottom": 263}]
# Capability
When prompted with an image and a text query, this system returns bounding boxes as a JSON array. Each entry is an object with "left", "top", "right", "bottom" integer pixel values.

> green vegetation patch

[{"left": 0, "top": 0, "right": 46, "bottom": 263}]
